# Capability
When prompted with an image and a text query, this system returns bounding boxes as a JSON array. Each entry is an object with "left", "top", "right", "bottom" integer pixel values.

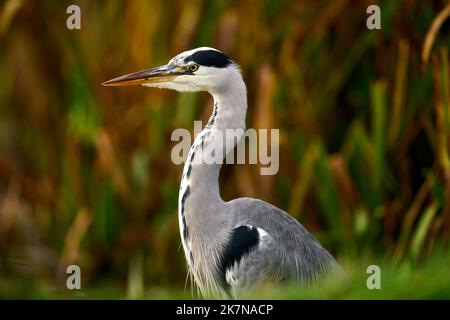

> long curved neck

[
  {"left": 187, "top": 81, "right": 248, "bottom": 202},
  {"left": 178, "top": 74, "right": 247, "bottom": 275}
]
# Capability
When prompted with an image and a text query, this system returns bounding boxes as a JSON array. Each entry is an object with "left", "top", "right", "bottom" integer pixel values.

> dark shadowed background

[{"left": 0, "top": 0, "right": 449, "bottom": 298}]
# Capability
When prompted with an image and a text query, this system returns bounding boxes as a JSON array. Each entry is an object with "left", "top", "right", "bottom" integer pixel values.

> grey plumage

[
  {"left": 103, "top": 47, "right": 341, "bottom": 298},
  {"left": 223, "top": 198, "right": 340, "bottom": 294}
]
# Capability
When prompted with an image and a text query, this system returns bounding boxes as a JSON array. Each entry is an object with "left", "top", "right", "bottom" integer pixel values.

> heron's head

[{"left": 102, "top": 47, "right": 242, "bottom": 93}]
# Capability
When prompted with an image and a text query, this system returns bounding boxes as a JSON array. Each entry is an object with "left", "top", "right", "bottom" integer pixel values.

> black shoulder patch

[
  {"left": 184, "top": 50, "right": 232, "bottom": 68},
  {"left": 219, "top": 225, "right": 259, "bottom": 288}
]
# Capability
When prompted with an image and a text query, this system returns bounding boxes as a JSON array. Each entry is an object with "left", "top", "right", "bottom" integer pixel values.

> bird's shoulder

[
  {"left": 226, "top": 197, "right": 307, "bottom": 233},
  {"left": 225, "top": 197, "right": 324, "bottom": 252},
  {"left": 218, "top": 223, "right": 274, "bottom": 293},
  {"left": 219, "top": 225, "right": 261, "bottom": 274}
]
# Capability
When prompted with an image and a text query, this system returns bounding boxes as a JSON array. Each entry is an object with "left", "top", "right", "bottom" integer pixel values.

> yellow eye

[{"left": 189, "top": 64, "right": 199, "bottom": 72}]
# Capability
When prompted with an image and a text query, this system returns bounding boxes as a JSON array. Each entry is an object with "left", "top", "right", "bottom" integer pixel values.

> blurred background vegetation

[{"left": 0, "top": 0, "right": 449, "bottom": 299}]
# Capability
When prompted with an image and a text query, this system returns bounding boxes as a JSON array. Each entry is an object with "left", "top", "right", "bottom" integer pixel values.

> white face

[
  {"left": 148, "top": 47, "right": 240, "bottom": 93},
  {"left": 103, "top": 47, "right": 242, "bottom": 94},
  {"left": 146, "top": 64, "right": 237, "bottom": 93}
]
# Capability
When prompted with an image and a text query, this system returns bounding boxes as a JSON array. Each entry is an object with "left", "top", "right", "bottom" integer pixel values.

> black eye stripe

[{"left": 184, "top": 50, "right": 232, "bottom": 68}]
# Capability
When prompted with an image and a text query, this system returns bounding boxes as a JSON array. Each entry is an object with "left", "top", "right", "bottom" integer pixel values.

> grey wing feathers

[
  {"left": 225, "top": 197, "right": 340, "bottom": 287},
  {"left": 219, "top": 225, "right": 260, "bottom": 291}
]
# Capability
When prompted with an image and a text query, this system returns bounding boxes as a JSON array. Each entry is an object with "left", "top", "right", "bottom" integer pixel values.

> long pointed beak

[{"left": 102, "top": 64, "right": 180, "bottom": 86}]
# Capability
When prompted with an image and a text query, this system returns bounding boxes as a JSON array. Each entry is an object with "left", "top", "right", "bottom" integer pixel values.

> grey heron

[{"left": 103, "top": 47, "right": 341, "bottom": 297}]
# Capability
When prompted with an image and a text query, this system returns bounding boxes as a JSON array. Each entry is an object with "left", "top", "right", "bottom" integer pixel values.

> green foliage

[{"left": 0, "top": 0, "right": 449, "bottom": 298}]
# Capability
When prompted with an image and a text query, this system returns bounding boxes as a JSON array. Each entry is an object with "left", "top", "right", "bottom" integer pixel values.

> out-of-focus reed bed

[{"left": 0, "top": 0, "right": 449, "bottom": 298}]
